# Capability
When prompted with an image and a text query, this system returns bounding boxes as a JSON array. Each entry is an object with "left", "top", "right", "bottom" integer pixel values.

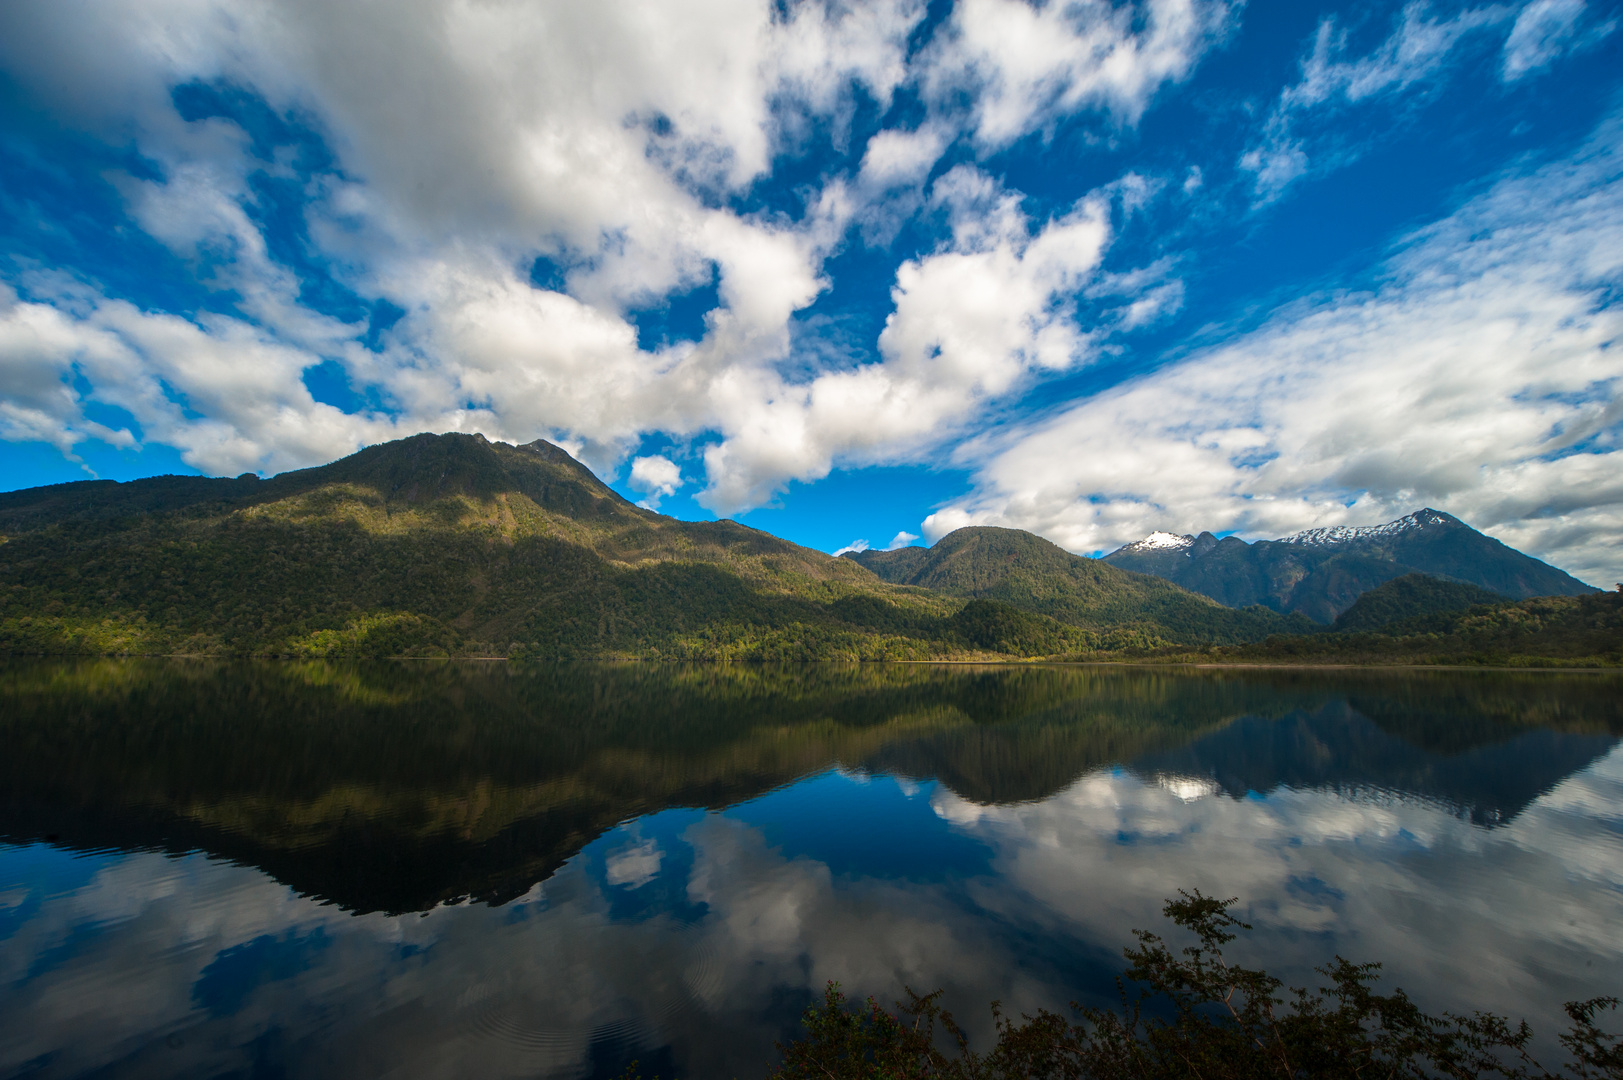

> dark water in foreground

[{"left": 1, "top": 661, "right": 1620, "bottom": 1079}]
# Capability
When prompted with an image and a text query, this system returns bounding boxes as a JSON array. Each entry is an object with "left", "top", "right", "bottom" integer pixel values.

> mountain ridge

[
  {"left": 2, "top": 432, "right": 1294, "bottom": 660},
  {"left": 1101, "top": 508, "right": 1596, "bottom": 622},
  {"left": 844, "top": 526, "right": 1316, "bottom": 645},
  {"left": 0, "top": 433, "right": 1607, "bottom": 661}
]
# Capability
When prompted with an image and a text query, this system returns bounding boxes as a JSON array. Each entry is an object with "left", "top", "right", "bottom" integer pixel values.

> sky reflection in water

[{"left": 0, "top": 661, "right": 1619, "bottom": 1079}]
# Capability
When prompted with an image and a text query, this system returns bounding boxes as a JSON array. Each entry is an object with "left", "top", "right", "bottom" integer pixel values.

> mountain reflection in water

[{"left": 0, "top": 660, "right": 1619, "bottom": 1080}]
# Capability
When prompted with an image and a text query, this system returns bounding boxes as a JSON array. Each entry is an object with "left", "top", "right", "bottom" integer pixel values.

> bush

[{"left": 770, "top": 891, "right": 1620, "bottom": 1080}]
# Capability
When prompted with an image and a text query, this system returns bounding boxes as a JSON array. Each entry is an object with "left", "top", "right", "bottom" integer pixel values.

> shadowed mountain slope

[
  {"left": 1333, "top": 573, "right": 1506, "bottom": 632},
  {"left": 1102, "top": 509, "right": 1597, "bottom": 622},
  {"left": 844, "top": 526, "right": 1314, "bottom": 646}
]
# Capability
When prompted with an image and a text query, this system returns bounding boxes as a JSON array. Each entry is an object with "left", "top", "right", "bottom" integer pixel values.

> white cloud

[
  {"left": 833, "top": 538, "right": 871, "bottom": 556},
  {"left": 0, "top": 0, "right": 923, "bottom": 481},
  {"left": 696, "top": 169, "right": 1144, "bottom": 513},
  {"left": 0, "top": 281, "right": 402, "bottom": 476},
  {"left": 885, "top": 530, "right": 919, "bottom": 549},
  {"left": 858, "top": 124, "right": 954, "bottom": 190},
  {"left": 928, "top": 115, "right": 1623, "bottom": 584},
  {"left": 628, "top": 454, "right": 684, "bottom": 509},
  {"left": 920, "top": 0, "right": 1239, "bottom": 148},
  {"left": 1502, "top": 0, "right": 1613, "bottom": 80}
]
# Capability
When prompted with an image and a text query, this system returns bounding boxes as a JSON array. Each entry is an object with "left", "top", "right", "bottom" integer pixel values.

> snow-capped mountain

[
  {"left": 1278, "top": 508, "right": 1457, "bottom": 547},
  {"left": 1102, "top": 508, "right": 1596, "bottom": 623},
  {"left": 1116, "top": 531, "right": 1196, "bottom": 552}
]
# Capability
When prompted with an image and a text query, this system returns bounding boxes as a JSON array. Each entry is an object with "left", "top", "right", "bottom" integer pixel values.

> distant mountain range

[
  {"left": 0, "top": 433, "right": 1611, "bottom": 661},
  {"left": 840, "top": 526, "right": 1311, "bottom": 644},
  {"left": 1101, "top": 509, "right": 1597, "bottom": 622}
]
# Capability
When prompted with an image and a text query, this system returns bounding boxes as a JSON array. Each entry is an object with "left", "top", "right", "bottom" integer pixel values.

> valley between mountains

[{"left": 0, "top": 432, "right": 1618, "bottom": 665}]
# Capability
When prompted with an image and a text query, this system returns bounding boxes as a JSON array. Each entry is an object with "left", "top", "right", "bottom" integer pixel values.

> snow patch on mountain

[
  {"left": 1126, "top": 531, "right": 1196, "bottom": 551},
  {"left": 1279, "top": 509, "right": 1455, "bottom": 547}
]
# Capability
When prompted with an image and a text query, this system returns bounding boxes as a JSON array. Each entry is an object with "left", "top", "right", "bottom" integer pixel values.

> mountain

[
  {"left": 843, "top": 526, "right": 1315, "bottom": 646},
  {"left": 1332, "top": 573, "right": 1505, "bottom": 633},
  {"left": 1, "top": 432, "right": 1295, "bottom": 660},
  {"left": 1102, "top": 508, "right": 1597, "bottom": 622},
  {"left": 0, "top": 433, "right": 963, "bottom": 659}
]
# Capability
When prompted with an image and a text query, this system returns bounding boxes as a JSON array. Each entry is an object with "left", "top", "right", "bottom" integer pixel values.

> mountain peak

[
  {"left": 1278, "top": 508, "right": 1462, "bottom": 547},
  {"left": 1131, "top": 530, "right": 1196, "bottom": 551}
]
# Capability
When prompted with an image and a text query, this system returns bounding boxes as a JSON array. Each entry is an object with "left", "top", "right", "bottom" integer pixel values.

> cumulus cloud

[
  {"left": 695, "top": 167, "right": 1162, "bottom": 513},
  {"left": 627, "top": 454, "right": 684, "bottom": 509},
  {"left": 0, "top": 0, "right": 922, "bottom": 476},
  {"left": 0, "top": 281, "right": 403, "bottom": 476},
  {"left": 886, "top": 530, "right": 919, "bottom": 549},
  {"left": 929, "top": 116, "right": 1623, "bottom": 584}
]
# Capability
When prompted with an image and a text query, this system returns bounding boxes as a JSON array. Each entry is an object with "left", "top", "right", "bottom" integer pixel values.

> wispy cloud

[
  {"left": 1503, "top": 0, "right": 1614, "bottom": 80},
  {"left": 1240, "top": 2, "right": 1539, "bottom": 204}
]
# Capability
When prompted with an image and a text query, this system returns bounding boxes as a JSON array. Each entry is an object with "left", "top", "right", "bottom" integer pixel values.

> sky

[{"left": 0, "top": 0, "right": 1619, "bottom": 584}]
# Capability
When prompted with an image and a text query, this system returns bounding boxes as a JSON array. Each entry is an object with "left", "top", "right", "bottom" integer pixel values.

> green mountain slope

[
  {"left": 0, "top": 433, "right": 972, "bottom": 659},
  {"left": 1333, "top": 573, "right": 1505, "bottom": 632},
  {"left": 845, "top": 526, "right": 1315, "bottom": 646}
]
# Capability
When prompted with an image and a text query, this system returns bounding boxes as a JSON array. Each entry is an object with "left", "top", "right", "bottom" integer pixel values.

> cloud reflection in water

[{"left": 2, "top": 744, "right": 1620, "bottom": 1080}]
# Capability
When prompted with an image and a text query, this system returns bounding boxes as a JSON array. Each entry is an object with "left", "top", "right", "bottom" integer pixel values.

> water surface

[{"left": 1, "top": 661, "right": 1619, "bottom": 1078}]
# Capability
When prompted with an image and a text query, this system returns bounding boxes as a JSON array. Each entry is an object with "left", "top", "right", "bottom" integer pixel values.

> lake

[{"left": 1, "top": 660, "right": 1619, "bottom": 1079}]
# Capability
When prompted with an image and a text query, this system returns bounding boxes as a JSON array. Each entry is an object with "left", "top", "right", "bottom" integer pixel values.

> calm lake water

[{"left": 1, "top": 660, "right": 1620, "bottom": 1079}]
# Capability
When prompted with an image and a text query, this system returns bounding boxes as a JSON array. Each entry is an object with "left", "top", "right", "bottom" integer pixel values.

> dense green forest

[{"left": 1127, "top": 587, "right": 1623, "bottom": 667}]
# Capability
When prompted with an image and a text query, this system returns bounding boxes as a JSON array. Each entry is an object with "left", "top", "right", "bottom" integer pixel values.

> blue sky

[{"left": 1, "top": 0, "right": 1619, "bottom": 581}]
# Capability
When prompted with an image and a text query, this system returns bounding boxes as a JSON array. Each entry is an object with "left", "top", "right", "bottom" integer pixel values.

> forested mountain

[
  {"left": 1101, "top": 509, "right": 1597, "bottom": 622},
  {"left": 1, "top": 433, "right": 1276, "bottom": 660},
  {"left": 1331, "top": 574, "right": 1506, "bottom": 632},
  {"left": 842, "top": 526, "right": 1315, "bottom": 645},
  {"left": 0, "top": 433, "right": 958, "bottom": 659},
  {"left": 2, "top": 434, "right": 1611, "bottom": 662}
]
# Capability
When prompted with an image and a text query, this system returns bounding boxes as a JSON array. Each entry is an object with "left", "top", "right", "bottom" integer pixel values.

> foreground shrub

[{"left": 771, "top": 891, "right": 1620, "bottom": 1080}]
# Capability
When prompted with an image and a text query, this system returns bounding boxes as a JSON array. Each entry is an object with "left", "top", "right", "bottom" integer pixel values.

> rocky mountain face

[{"left": 1101, "top": 509, "right": 1597, "bottom": 622}]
